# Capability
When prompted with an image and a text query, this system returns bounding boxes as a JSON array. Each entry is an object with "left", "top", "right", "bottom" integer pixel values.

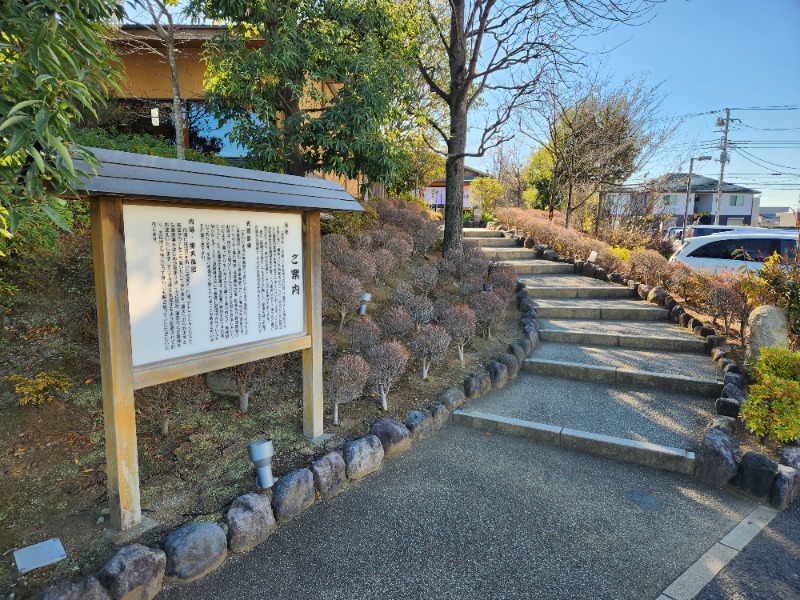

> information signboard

[{"left": 123, "top": 205, "right": 305, "bottom": 367}]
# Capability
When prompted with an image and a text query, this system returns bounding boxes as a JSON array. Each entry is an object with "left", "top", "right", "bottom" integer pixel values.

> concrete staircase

[{"left": 456, "top": 228, "right": 723, "bottom": 475}]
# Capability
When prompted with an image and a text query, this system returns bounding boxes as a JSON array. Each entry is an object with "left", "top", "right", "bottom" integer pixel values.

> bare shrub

[
  {"left": 327, "top": 354, "right": 369, "bottom": 425},
  {"left": 626, "top": 249, "right": 668, "bottom": 286},
  {"left": 413, "top": 220, "right": 440, "bottom": 255},
  {"left": 338, "top": 249, "right": 377, "bottom": 283},
  {"left": 685, "top": 270, "right": 714, "bottom": 306},
  {"left": 353, "top": 232, "right": 373, "bottom": 250},
  {"left": 321, "top": 233, "right": 350, "bottom": 263},
  {"left": 384, "top": 236, "right": 413, "bottom": 263},
  {"left": 441, "top": 304, "right": 477, "bottom": 363},
  {"left": 323, "top": 271, "right": 362, "bottom": 331},
  {"left": 406, "top": 293, "right": 435, "bottom": 330},
  {"left": 349, "top": 317, "right": 381, "bottom": 355},
  {"left": 367, "top": 341, "right": 410, "bottom": 411},
  {"left": 661, "top": 261, "right": 692, "bottom": 296},
  {"left": 469, "top": 291, "right": 506, "bottom": 339},
  {"left": 228, "top": 355, "right": 286, "bottom": 413},
  {"left": 394, "top": 282, "right": 415, "bottom": 307},
  {"left": 374, "top": 248, "right": 397, "bottom": 280},
  {"left": 705, "top": 272, "right": 749, "bottom": 335},
  {"left": 413, "top": 262, "right": 439, "bottom": 297},
  {"left": 488, "top": 263, "right": 517, "bottom": 299},
  {"left": 322, "top": 333, "right": 339, "bottom": 360},
  {"left": 382, "top": 305, "right": 414, "bottom": 341},
  {"left": 411, "top": 324, "right": 451, "bottom": 379},
  {"left": 136, "top": 375, "right": 209, "bottom": 435}
]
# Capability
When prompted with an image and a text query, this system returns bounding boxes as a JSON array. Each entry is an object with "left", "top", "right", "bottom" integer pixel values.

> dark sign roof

[
  {"left": 75, "top": 147, "right": 362, "bottom": 213},
  {"left": 655, "top": 173, "right": 760, "bottom": 194}
]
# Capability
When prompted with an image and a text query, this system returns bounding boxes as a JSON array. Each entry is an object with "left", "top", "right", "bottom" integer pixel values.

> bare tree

[
  {"left": 367, "top": 342, "right": 410, "bottom": 411},
  {"left": 441, "top": 304, "right": 477, "bottom": 363},
  {"left": 412, "top": 262, "right": 439, "bottom": 297},
  {"left": 327, "top": 354, "right": 369, "bottom": 425},
  {"left": 136, "top": 375, "right": 209, "bottom": 435},
  {"left": 228, "top": 356, "right": 286, "bottom": 413},
  {"left": 469, "top": 291, "right": 506, "bottom": 339},
  {"left": 418, "top": 0, "right": 659, "bottom": 253},
  {"left": 411, "top": 324, "right": 451, "bottom": 379},
  {"left": 323, "top": 271, "right": 362, "bottom": 331},
  {"left": 117, "top": 0, "right": 187, "bottom": 158}
]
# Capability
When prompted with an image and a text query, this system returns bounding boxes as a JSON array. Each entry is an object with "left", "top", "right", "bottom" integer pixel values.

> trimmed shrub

[
  {"left": 626, "top": 249, "right": 667, "bottom": 286},
  {"left": 367, "top": 342, "right": 410, "bottom": 411},
  {"left": 412, "top": 262, "right": 439, "bottom": 297},
  {"left": 441, "top": 304, "right": 477, "bottom": 363},
  {"left": 469, "top": 291, "right": 506, "bottom": 339},
  {"left": 321, "top": 233, "right": 350, "bottom": 264},
  {"left": 327, "top": 354, "right": 369, "bottom": 425},
  {"left": 410, "top": 324, "right": 451, "bottom": 379},
  {"left": 373, "top": 248, "right": 397, "bottom": 280},
  {"left": 323, "top": 271, "right": 362, "bottom": 331},
  {"left": 350, "top": 317, "right": 381, "bottom": 355},
  {"left": 740, "top": 377, "right": 800, "bottom": 443},
  {"left": 381, "top": 306, "right": 414, "bottom": 341}
]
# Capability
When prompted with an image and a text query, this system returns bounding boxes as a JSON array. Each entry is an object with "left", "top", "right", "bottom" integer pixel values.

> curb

[
  {"left": 657, "top": 505, "right": 779, "bottom": 600},
  {"left": 452, "top": 409, "right": 696, "bottom": 475}
]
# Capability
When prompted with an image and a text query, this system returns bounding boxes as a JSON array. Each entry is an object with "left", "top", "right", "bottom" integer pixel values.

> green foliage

[
  {"left": 190, "top": 0, "right": 419, "bottom": 184},
  {"left": 742, "top": 253, "right": 800, "bottom": 347},
  {"left": 750, "top": 346, "right": 800, "bottom": 383},
  {"left": 523, "top": 146, "right": 555, "bottom": 210},
  {"left": 470, "top": 177, "right": 504, "bottom": 221},
  {"left": 7, "top": 371, "right": 72, "bottom": 405},
  {"left": 75, "top": 128, "right": 228, "bottom": 165},
  {"left": 320, "top": 201, "right": 378, "bottom": 238},
  {"left": 0, "top": 0, "right": 124, "bottom": 243},
  {"left": 741, "top": 377, "right": 800, "bottom": 443},
  {"left": 608, "top": 246, "right": 630, "bottom": 263}
]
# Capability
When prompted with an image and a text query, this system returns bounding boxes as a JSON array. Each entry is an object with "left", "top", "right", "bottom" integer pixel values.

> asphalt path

[
  {"left": 160, "top": 424, "right": 756, "bottom": 600},
  {"left": 695, "top": 499, "right": 800, "bottom": 600}
]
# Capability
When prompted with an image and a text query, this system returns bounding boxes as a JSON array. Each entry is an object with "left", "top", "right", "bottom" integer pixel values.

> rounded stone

[
  {"left": 343, "top": 435, "right": 384, "bottom": 480},
  {"left": 97, "top": 544, "right": 166, "bottom": 600},
  {"left": 272, "top": 468, "right": 316, "bottom": 523},
  {"left": 162, "top": 522, "right": 227, "bottom": 583},
  {"left": 225, "top": 493, "right": 276, "bottom": 554},
  {"left": 370, "top": 417, "right": 412, "bottom": 457},
  {"left": 747, "top": 305, "right": 790, "bottom": 362},
  {"left": 311, "top": 451, "right": 346, "bottom": 499}
]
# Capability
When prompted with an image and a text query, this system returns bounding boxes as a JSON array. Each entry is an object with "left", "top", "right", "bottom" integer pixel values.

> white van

[{"left": 670, "top": 230, "right": 798, "bottom": 273}]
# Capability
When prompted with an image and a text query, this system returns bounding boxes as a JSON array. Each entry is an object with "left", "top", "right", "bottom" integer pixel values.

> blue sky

[{"left": 477, "top": 0, "right": 800, "bottom": 208}]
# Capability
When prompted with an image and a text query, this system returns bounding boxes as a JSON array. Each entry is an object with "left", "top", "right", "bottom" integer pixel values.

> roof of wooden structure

[{"left": 75, "top": 147, "right": 363, "bottom": 212}]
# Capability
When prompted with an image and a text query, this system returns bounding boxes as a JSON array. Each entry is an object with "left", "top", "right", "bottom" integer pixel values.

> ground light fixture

[
  {"left": 682, "top": 156, "right": 713, "bottom": 241},
  {"left": 248, "top": 439, "right": 275, "bottom": 490},
  {"left": 358, "top": 292, "right": 372, "bottom": 316}
]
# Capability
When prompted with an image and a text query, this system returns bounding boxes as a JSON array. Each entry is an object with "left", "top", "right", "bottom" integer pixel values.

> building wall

[
  {"left": 118, "top": 49, "right": 207, "bottom": 99},
  {"left": 693, "top": 193, "right": 755, "bottom": 219}
]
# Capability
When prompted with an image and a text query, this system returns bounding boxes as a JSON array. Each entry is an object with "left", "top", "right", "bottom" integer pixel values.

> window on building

[
  {"left": 661, "top": 194, "right": 677, "bottom": 206},
  {"left": 729, "top": 194, "right": 745, "bottom": 207}
]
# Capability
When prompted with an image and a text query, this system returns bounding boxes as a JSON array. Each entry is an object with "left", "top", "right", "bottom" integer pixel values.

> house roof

[
  {"left": 428, "top": 165, "right": 492, "bottom": 186},
  {"left": 654, "top": 173, "right": 760, "bottom": 194},
  {"left": 111, "top": 25, "right": 229, "bottom": 49},
  {"left": 74, "top": 147, "right": 362, "bottom": 213}
]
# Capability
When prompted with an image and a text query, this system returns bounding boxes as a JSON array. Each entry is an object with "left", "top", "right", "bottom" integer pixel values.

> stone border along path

[{"left": 459, "top": 227, "right": 727, "bottom": 474}]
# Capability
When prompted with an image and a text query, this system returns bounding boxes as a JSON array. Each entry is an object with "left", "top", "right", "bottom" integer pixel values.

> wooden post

[
  {"left": 90, "top": 197, "right": 141, "bottom": 531},
  {"left": 302, "top": 211, "right": 324, "bottom": 439}
]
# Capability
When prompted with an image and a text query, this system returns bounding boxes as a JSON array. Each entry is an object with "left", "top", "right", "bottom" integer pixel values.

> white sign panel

[{"left": 123, "top": 204, "right": 304, "bottom": 368}]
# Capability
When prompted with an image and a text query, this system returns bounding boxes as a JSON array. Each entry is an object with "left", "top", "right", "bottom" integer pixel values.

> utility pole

[{"left": 714, "top": 108, "right": 739, "bottom": 225}]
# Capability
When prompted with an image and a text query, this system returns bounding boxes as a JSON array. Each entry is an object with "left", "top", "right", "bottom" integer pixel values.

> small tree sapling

[
  {"left": 441, "top": 304, "right": 477, "bottom": 363},
  {"left": 228, "top": 356, "right": 286, "bottom": 413},
  {"left": 469, "top": 291, "right": 506, "bottom": 339},
  {"left": 367, "top": 341, "right": 410, "bottom": 411},
  {"left": 326, "top": 354, "right": 369, "bottom": 425},
  {"left": 323, "top": 271, "right": 362, "bottom": 331},
  {"left": 411, "top": 325, "right": 451, "bottom": 379}
]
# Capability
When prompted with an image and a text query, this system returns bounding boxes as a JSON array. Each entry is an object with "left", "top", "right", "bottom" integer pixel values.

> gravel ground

[
  {"left": 519, "top": 274, "right": 624, "bottom": 288},
  {"left": 468, "top": 372, "right": 714, "bottom": 450},
  {"left": 530, "top": 342, "right": 722, "bottom": 380},
  {"left": 159, "top": 424, "right": 756, "bottom": 600},
  {"left": 538, "top": 318, "right": 702, "bottom": 341}
]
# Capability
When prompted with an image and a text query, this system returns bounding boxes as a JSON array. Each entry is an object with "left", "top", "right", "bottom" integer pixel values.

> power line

[{"left": 732, "top": 147, "right": 800, "bottom": 173}]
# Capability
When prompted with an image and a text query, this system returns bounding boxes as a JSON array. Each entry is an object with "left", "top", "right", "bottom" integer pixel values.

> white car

[{"left": 669, "top": 230, "right": 799, "bottom": 273}]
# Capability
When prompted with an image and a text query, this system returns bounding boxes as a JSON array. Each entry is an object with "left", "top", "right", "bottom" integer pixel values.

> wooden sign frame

[{"left": 91, "top": 197, "right": 323, "bottom": 531}]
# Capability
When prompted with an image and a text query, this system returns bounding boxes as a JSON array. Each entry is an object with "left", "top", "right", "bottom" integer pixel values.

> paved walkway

[{"left": 160, "top": 425, "right": 757, "bottom": 600}]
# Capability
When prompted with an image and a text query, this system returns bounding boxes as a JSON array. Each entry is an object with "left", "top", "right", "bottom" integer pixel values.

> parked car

[{"left": 669, "top": 230, "right": 799, "bottom": 273}]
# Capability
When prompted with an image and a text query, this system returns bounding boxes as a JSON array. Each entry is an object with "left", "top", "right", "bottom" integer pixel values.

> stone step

[
  {"left": 533, "top": 298, "right": 669, "bottom": 320},
  {"left": 462, "top": 228, "right": 504, "bottom": 238},
  {"left": 524, "top": 359, "right": 722, "bottom": 397},
  {"left": 480, "top": 247, "right": 540, "bottom": 260},
  {"left": 453, "top": 410, "right": 696, "bottom": 475},
  {"left": 491, "top": 259, "right": 575, "bottom": 275},
  {"left": 472, "top": 237, "right": 518, "bottom": 248},
  {"left": 526, "top": 285, "right": 634, "bottom": 299},
  {"left": 538, "top": 318, "right": 707, "bottom": 353}
]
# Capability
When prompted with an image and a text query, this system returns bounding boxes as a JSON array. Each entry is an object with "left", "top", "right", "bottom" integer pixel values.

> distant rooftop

[{"left": 655, "top": 173, "right": 760, "bottom": 195}]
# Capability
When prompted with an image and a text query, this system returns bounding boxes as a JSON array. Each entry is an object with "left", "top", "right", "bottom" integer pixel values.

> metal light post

[{"left": 682, "top": 156, "right": 712, "bottom": 242}]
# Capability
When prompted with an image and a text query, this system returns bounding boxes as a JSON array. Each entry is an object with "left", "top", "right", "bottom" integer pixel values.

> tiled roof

[{"left": 654, "top": 173, "right": 760, "bottom": 194}]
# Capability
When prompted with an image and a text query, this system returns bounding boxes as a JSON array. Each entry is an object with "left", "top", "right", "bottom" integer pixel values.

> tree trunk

[
  {"left": 165, "top": 32, "right": 185, "bottom": 160},
  {"left": 161, "top": 415, "right": 170, "bottom": 436},
  {"left": 457, "top": 342, "right": 464, "bottom": 364},
  {"left": 239, "top": 390, "right": 250, "bottom": 413},
  {"left": 338, "top": 310, "right": 346, "bottom": 332},
  {"left": 565, "top": 176, "right": 574, "bottom": 229},
  {"left": 443, "top": 144, "right": 466, "bottom": 256},
  {"left": 422, "top": 359, "right": 430, "bottom": 380},
  {"left": 333, "top": 401, "right": 339, "bottom": 426},
  {"left": 379, "top": 385, "right": 388, "bottom": 411}
]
